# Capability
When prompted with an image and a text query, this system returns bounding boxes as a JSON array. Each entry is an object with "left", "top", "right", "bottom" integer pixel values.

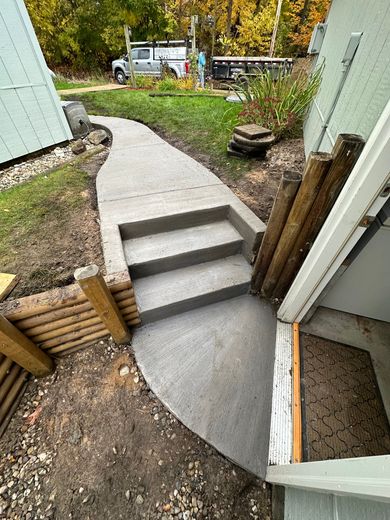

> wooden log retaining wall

[{"left": 0, "top": 269, "right": 140, "bottom": 435}]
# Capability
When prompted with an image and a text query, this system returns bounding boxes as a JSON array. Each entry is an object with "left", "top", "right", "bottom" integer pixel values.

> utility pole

[
  {"left": 191, "top": 15, "right": 198, "bottom": 53},
  {"left": 269, "top": 0, "right": 283, "bottom": 57},
  {"left": 124, "top": 25, "right": 137, "bottom": 88}
]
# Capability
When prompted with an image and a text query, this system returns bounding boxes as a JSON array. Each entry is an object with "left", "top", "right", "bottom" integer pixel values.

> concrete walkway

[
  {"left": 92, "top": 116, "right": 276, "bottom": 477},
  {"left": 57, "top": 84, "right": 127, "bottom": 95}
]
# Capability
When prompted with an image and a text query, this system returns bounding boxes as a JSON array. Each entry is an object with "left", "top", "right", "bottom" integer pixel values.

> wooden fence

[{"left": 0, "top": 266, "right": 140, "bottom": 435}]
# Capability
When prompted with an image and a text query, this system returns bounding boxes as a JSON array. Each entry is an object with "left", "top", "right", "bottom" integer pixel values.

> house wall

[
  {"left": 284, "top": 488, "right": 390, "bottom": 520},
  {"left": 304, "top": 0, "right": 390, "bottom": 155},
  {"left": 0, "top": 0, "right": 72, "bottom": 165}
]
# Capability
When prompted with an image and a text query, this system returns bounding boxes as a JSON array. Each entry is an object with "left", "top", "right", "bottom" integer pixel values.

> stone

[
  {"left": 70, "top": 139, "right": 86, "bottom": 155},
  {"left": 88, "top": 129, "right": 108, "bottom": 145},
  {"left": 234, "top": 124, "right": 272, "bottom": 140},
  {"left": 135, "top": 494, "right": 144, "bottom": 505},
  {"left": 119, "top": 364, "right": 130, "bottom": 377},
  {"left": 125, "top": 490, "right": 130, "bottom": 501}
]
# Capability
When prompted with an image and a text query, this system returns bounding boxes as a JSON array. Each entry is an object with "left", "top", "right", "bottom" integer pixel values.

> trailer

[{"left": 211, "top": 56, "right": 293, "bottom": 81}]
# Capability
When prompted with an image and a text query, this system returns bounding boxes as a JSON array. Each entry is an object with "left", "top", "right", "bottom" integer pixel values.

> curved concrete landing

[{"left": 133, "top": 295, "right": 276, "bottom": 477}]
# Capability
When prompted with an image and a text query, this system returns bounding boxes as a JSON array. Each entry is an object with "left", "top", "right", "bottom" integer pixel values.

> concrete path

[
  {"left": 92, "top": 115, "right": 276, "bottom": 477},
  {"left": 57, "top": 84, "right": 127, "bottom": 96}
]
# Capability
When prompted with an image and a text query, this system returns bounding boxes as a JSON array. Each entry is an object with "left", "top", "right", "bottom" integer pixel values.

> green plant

[
  {"left": 235, "top": 66, "right": 323, "bottom": 138},
  {"left": 135, "top": 74, "right": 157, "bottom": 89},
  {"left": 157, "top": 77, "right": 179, "bottom": 91}
]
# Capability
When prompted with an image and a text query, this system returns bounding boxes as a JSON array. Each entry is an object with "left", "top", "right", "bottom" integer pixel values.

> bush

[
  {"left": 157, "top": 77, "right": 179, "bottom": 91},
  {"left": 235, "top": 66, "right": 323, "bottom": 138},
  {"left": 135, "top": 75, "right": 157, "bottom": 89}
]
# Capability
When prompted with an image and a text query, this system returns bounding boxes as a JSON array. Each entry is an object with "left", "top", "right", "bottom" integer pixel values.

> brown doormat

[{"left": 301, "top": 333, "right": 390, "bottom": 461}]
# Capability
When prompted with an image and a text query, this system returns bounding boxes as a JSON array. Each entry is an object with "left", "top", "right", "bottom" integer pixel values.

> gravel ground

[
  {"left": 0, "top": 141, "right": 94, "bottom": 192},
  {"left": 0, "top": 341, "right": 272, "bottom": 520}
]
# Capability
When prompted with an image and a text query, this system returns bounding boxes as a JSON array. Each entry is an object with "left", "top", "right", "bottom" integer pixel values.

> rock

[
  {"left": 119, "top": 364, "right": 130, "bottom": 377},
  {"left": 70, "top": 139, "right": 86, "bottom": 155},
  {"left": 88, "top": 129, "right": 108, "bottom": 145},
  {"left": 125, "top": 490, "right": 130, "bottom": 501},
  {"left": 234, "top": 124, "right": 272, "bottom": 140},
  {"left": 135, "top": 494, "right": 144, "bottom": 505}
]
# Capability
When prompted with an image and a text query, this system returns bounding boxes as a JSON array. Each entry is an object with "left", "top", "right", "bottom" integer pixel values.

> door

[{"left": 132, "top": 49, "right": 153, "bottom": 75}]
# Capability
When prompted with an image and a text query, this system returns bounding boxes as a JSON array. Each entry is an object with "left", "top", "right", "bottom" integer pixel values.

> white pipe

[{"left": 278, "top": 98, "right": 390, "bottom": 323}]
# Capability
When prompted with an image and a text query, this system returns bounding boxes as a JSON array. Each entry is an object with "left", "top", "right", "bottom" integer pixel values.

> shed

[
  {"left": 304, "top": 0, "right": 390, "bottom": 155},
  {"left": 0, "top": 0, "right": 72, "bottom": 165}
]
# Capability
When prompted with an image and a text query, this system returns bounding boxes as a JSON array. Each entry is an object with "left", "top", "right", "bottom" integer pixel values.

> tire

[
  {"left": 169, "top": 69, "right": 178, "bottom": 79},
  {"left": 115, "top": 69, "right": 127, "bottom": 85}
]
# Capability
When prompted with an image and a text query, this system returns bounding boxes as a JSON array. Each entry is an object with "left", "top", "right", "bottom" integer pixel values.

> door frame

[
  {"left": 267, "top": 455, "right": 390, "bottom": 502},
  {"left": 277, "top": 99, "right": 390, "bottom": 324}
]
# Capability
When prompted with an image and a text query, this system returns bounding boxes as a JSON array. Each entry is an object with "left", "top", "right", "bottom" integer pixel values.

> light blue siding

[
  {"left": 285, "top": 488, "right": 390, "bottom": 520},
  {"left": 0, "top": 0, "right": 72, "bottom": 164},
  {"left": 304, "top": 0, "right": 390, "bottom": 154}
]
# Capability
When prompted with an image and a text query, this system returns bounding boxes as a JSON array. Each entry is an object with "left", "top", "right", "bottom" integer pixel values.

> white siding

[
  {"left": 304, "top": 0, "right": 390, "bottom": 154},
  {"left": 285, "top": 488, "right": 390, "bottom": 520},
  {"left": 0, "top": 0, "right": 72, "bottom": 164}
]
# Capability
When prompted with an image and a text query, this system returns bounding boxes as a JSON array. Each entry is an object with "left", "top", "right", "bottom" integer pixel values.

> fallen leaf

[{"left": 26, "top": 405, "right": 42, "bottom": 426}]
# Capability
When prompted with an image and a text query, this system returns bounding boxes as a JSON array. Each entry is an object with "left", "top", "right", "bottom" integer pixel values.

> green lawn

[
  {"left": 70, "top": 90, "right": 249, "bottom": 178},
  {"left": 0, "top": 165, "right": 87, "bottom": 263},
  {"left": 54, "top": 78, "right": 106, "bottom": 90}
]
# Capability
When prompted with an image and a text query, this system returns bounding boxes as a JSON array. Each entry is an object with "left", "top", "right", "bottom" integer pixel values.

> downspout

[{"left": 313, "top": 32, "right": 363, "bottom": 152}]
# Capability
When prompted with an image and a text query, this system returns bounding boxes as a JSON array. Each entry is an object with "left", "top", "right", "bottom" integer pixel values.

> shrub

[
  {"left": 135, "top": 75, "right": 157, "bottom": 89},
  {"left": 235, "top": 66, "right": 323, "bottom": 138},
  {"left": 175, "top": 77, "right": 194, "bottom": 90},
  {"left": 157, "top": 77, "right": 179, "bottom": 91}
]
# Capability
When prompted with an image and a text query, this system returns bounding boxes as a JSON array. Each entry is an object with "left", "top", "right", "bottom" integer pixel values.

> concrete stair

[
  {"left": 133, "top": 255, "right": 251, "bottom": 324},
  {"left": 123, "top": 220, "right": 243, "bottom": 278},
  {"left": 124, "top": 214, "right": 254, "bottom": 324}
]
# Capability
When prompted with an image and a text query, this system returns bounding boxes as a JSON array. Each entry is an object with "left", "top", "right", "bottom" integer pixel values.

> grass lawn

[
  {"left": 0, "top": 159, "right": 104, "bottom": 297},
  {"left": 54, "top": 78, "right": 106, "bottom": 90},
  {"left": 71, "top": 90, "right": 249, "bottom": 178}
]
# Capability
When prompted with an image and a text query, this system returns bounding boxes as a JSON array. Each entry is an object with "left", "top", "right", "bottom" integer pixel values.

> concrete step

[
  {"left": 133, "top": 255, "right": 251, "bottom": 324},
  {"left": 124, "top": 220, "right": 243, "bottom": 278}
]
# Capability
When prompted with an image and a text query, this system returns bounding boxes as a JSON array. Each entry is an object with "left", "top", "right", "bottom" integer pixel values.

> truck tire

[
  {"left": 115, "top": 69, "right": 127, "bottom": 85},
  {"left": 169, "top": 68, "right": 178, "bottom": 79}
]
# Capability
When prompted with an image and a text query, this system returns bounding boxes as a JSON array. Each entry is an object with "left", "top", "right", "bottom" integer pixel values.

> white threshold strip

[{"left": 268, "top": 320, "right": 293, "bottom": 466}]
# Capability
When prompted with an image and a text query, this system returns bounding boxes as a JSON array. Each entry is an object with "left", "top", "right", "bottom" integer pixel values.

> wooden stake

[
  {"left": 261, "top": 152, "right": 332, "bottom": 297},
  {"left": 292, "top": 322, "right": 302, "bottom": 463},
  {"left": 251, "top": 171, "right": 302, "bottom": 291},
  {"left": 273, "top": 134, "right": 365, "bottom": 299},
  {"left": 74, "top": 265, "right": 131, "bottom": 345},
  {"left": 0, "top": 316, "right": 54, "bottom": 377}
]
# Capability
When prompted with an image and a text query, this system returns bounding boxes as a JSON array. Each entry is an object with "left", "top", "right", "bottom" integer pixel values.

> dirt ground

[
  {"left": 0, "top": 340, "right": 271, "bottom": 520},
  {"left": 158, "top": 131, "right": 305, "bottom": 225},
  {"left": 4, "top": 150, "right": 107, "bottom": 299}
]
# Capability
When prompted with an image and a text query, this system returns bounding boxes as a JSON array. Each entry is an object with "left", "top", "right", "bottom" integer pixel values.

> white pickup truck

[{"left": 112, "top": 42, "right": 188, "bottom": 84}]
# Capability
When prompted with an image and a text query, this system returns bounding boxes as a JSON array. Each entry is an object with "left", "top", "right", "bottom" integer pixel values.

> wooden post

[
  {"left": 261, "top": 152, "right": 333, "bottom": 297},
  {"left": 251, "top": 171, "right": 302, "bottom": 291},
  {"left": 273, "top": 134, "right": 365, "bottom": 299},
  {"left": 74, "top": 265, "right": 131, "bottom": 344},
  {"left": 0, "top": 315, "right": 54, "bottom": 377}
]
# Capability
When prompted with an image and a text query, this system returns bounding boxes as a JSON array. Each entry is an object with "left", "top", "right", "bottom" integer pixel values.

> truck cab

[{"left": 112, "top": 43, "right": 188, "bottom": 84}]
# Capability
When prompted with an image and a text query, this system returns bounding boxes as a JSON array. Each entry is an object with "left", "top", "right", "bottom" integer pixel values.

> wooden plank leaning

[{"left": 0, "top": 315, "right": 54, "bottom": 377}]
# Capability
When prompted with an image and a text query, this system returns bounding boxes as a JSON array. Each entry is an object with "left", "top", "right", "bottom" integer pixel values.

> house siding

[
  {"left": 0, "top": 0, "right": 72, "bottom": 164},
  {"left": 304, "top": 0, "right": 390, "bottom": 155},
  {"left": 284, "top": 488, "right": 390, "bottom": 520}
]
